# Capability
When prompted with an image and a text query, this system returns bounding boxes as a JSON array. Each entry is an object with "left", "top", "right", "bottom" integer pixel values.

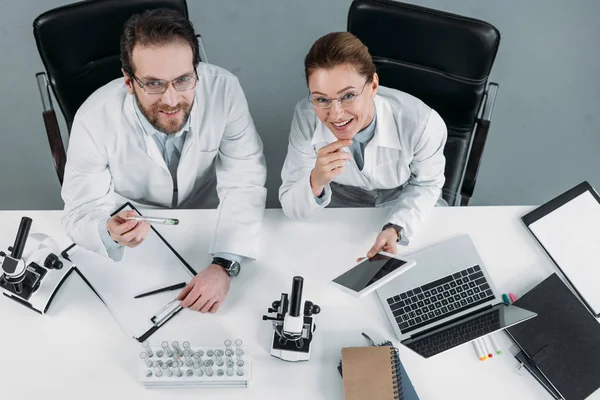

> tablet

[{"left": 330, "top": 252, "right": 417, "bottom": 298}]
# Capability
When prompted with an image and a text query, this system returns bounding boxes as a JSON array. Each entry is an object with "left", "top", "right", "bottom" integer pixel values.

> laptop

[{"left": 376, "top": 234, "right": 537, "bottom": 358}]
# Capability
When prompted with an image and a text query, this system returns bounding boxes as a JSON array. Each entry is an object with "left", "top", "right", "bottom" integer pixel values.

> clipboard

[
  {"left": 522, "top": 181, "right": 600, "bottom": 318},
  {"left": 61, "top": 203, "right": 196, "bottom": 342}
]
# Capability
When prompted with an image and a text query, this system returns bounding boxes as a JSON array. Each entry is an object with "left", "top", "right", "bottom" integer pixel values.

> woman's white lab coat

[
  {"left": 61, "top": 63, "right": 267, "bottom": 259},
  {"left": 279, "top": 86, "right": 447, "bottom": 243}
]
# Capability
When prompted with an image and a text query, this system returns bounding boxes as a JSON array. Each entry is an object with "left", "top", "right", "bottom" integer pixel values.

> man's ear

[
  {"left": 370, "top": 72, "right": 379, "bottom": 98},
  {"left": 122, "top": 68, "right": 134, "bottom": 95}
]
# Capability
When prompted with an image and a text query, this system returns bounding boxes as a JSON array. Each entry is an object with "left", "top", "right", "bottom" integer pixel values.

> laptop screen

[{"left": 401, "top": 304, "right": 536, "bottom": 358}]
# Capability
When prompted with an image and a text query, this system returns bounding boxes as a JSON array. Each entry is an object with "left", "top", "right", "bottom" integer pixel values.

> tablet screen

[{"left": 333, "top": 254, "right": 407, "bottom": 292}]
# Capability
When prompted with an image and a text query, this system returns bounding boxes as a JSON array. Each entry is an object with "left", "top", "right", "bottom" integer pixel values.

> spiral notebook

[{"left": 341, "top": 346, "right": 419, "bottom": 400}]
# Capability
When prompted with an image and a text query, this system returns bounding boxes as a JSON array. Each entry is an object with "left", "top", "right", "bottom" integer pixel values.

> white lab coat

[
  {"left": 62, "top": 63, "right": 267, "bottom": 259},
  {"left": 279, "top": 86, "right": 447, "bottom": 243}
]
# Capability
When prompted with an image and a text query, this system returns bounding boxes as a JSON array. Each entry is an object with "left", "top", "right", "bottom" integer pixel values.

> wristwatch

[
  {"left": 212, "top": 257, "right": 241, "bottom": 278},
  {"left": 382, "top": 223, "right": 405, "bottom": 243}
]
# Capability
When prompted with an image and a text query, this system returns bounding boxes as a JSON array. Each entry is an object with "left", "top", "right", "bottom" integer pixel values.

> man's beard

[{"left": 134, "top": 92, "right": 192, "bottom": 135}]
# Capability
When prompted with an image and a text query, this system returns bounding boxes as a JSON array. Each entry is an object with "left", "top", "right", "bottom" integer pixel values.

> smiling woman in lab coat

[
  {"left": 279, "top": 32, "right": 447, "bottom": 257},
  {"left": 61, "top": 9, "right": 267, "bottom": 313}
]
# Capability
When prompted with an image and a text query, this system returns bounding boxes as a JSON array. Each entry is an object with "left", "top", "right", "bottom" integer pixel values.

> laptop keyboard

[
  {"left": 386, "top": 265, "right": 495, "bottom": 334},
  {"left": 405, "top": 307, "right": 501, "bottom": 358}
]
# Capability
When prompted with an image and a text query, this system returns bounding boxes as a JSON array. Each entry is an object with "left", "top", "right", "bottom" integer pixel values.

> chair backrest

[
  {"left": 348, "top": 0, "right": 500, "bottom": 205},
  {"left": 33, "top": 0, "right": 189, "bottom": 131}
]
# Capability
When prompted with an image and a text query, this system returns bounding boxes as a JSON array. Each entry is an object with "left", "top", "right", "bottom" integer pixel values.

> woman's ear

[{"left": 371, "top": 72, "right": 379, "bottom": 98}]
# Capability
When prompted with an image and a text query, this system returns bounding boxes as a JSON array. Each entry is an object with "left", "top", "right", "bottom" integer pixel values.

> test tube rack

[{"left": 139, "top": 342, "right": 251, "bottom": 389}]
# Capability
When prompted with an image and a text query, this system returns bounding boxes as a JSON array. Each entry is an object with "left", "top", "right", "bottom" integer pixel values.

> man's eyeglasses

[
  {"left": 308, "top": 80, "right": 369, "bottom": 109},
  {"left": 129, "top": 71, "right": 199, "bottom": 95}
]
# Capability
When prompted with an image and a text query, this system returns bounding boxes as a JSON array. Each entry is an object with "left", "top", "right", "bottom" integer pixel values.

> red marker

[
  {"left": 482, "top": 337, "right": 494, "bottom": 359},
  {"left": 509, "top": 293, "right": 518, "bottom": 303}
]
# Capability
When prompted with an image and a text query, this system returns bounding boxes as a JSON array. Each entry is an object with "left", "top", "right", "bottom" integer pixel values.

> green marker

[
  {"left": 502, "top": 293, "right": 510, "bottom": 305},
  {"left": 489, "top": 334, "right": 502, "bottom": 355}
]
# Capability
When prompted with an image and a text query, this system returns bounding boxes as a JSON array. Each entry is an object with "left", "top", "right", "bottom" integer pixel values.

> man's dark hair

[{"left": 120, "top": 8, "right": 200, "bottom": 75}]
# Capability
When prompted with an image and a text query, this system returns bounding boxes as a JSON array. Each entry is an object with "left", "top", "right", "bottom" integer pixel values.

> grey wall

[{"left": 1, "top": 0, "right": 599, "bottom": 210}]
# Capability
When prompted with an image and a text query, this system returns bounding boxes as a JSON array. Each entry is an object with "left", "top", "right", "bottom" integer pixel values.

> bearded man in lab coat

[
  {"left": 61, "top": 9, "right": 267, "bottom": 313},
  {"left": 280, "top": 32, "right": 447, "bottom": 257}
]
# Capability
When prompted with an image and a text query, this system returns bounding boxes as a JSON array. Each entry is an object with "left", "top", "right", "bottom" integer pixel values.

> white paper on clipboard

[
  {"left": 528, "top": 190, "right": 600, "bottom": 317},
  {"left": 64, "top": 209, "right": 195, "bottom": 339}
]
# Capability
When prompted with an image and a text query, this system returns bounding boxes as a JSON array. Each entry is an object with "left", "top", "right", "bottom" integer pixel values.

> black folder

[{"left": 506, "top": 273, "right": 600, "bottom": 400}]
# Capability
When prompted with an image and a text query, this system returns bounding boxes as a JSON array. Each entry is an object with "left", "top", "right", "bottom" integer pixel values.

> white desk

[{"left": 1, "top": 207, "right": 598, "bottom": 400}]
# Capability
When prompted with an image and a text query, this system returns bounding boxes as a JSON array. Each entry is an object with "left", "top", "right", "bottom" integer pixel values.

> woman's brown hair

[{"left": 304, "top": 32, "right": 376, "bottom": 85}]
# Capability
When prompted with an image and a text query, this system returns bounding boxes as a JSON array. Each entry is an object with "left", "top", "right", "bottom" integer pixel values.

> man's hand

[
  {"left": 107, "top": 210, "right": 150, "bottom": 247},
  {"left": 177, "top": 264, "right": 231, "bottom": 313},
  {"left": 366, "top": 228, "right": 399, "bottom": 258},
  {"left": 310, "top": 140, "right": 352, "bottom": 196}
]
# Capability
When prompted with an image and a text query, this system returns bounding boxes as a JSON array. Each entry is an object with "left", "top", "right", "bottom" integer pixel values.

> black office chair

[
  {"left": 33, "top": 0, "right": 207, "bottom": 185},
  {"left": 348, "top": 0, "right": 500, "bottom": 206}
]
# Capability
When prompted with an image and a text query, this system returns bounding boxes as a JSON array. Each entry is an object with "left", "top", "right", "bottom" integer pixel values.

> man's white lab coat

[{"left": 62, "top": 63, "right": 267, "bottom": 259}]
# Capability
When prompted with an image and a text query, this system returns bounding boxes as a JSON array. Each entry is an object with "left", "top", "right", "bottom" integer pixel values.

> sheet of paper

[
  {"left": 529, "top": 191, "right": 600, "bottom": 315},
  {"left": 68, "top": 226, "right": 195, "bottom": 338}
]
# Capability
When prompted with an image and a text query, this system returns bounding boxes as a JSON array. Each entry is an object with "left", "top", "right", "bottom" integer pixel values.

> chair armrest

[
  {"left": 196, "top": 34, "right": 208, "bottom": 63},
  {"left": 460, "top": 82, "right": 498, "bottom": 206},
  {"left": 37, "top": 72, "right": 66, "bottom": 185}
]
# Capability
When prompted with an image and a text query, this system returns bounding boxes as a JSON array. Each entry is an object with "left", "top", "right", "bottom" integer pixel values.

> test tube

[
  {"left": 161, "top": 341, "right": 174, "bottom": 357},
  {"left": 204, "top": 359, "right": 214, "bottom": 376},
  {"left": 235, "top": 348, "right": 244, "bottom": 361},
  {"left": 226, "top": 360, "right": 234, "bottom": 376},
  {"left": 173, "top": 361, "right": 183, "bottom": 377},
  {"left": 235, "top": 339, "right": 243, "bottom": 351},
  {"left": 145, "top": 370, "right": 153, "bottom": 378},
  {"left": 193, "top": 351, "right": 203, "bottom": 364},
  {"left": 206, "top": 349, "right": 214, "bottom": 357},
  {"left": 236, "top": 360, "right": 245, "bottom": 376},
  {"left": 142, "top": 341, "right": 154, "bottom": 357},
  {"left": 154, "top": 366, "right": 163, "bottom": 377},
  {"left": 172, "top": 341, "right": 183, "bottom": 357},
  {"left": 217, "top": 369, "right": 224, "bottom": 376},
  {"left": 224, "top": 339, "right": 232, "bottom": 352},
  {"left": 186, "top": 369, "right": 194, "bottom": 377},
  {"left": 162, "top": 363, "right": 173, "bottom": 377},
  {"left": 182, "top": 341, "right": 192, "bottom": 353},
  {"left": 156, "top": 350, "right": 164, "bottom": 358},
  {"left": 140, "top": 352, "right": 153, "bottom": 367},
  {"left": 225, "top": 348, "right": 234, "bottom": 362},
  {"left": 184, "top": 350, "right": 193, "bottom": 367},
  {"left": 166, "top": 359, "right": 173, "bottom": 368},
  {"left": 215, "top": 349, "right": 224, "bottom": 366},
  {"left": 193, "top": 362, "right": 204, "bottom": 377}
]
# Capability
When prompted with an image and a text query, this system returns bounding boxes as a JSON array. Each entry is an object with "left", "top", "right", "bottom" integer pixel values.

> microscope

[
  {"left": 0, "top": 217, "right": 70, "bottom": 314},
  {"left": 262, "top": 276, "right": 321, "bottom": 362}
]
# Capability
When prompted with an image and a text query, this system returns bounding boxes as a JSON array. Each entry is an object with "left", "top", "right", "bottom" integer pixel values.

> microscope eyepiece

[
  {"left": 289, "top": 276, "right": 304, "bottom": 317},
  {"left": 11, "top": 217, "right": 32, "bottom": 260}
]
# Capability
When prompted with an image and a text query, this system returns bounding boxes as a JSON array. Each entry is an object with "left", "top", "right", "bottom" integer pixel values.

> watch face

[{"left": 229, "top": 261, "right": 241, "bottom": 277}]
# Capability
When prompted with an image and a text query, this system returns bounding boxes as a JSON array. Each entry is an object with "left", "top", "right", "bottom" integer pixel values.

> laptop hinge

[{"left": 406, "top": 304, "right": 494, "bottom": 341}]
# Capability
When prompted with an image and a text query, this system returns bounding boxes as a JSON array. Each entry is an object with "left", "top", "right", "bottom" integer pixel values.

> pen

[
  {"left": 481, "top": 337, "right": 493, "bottom": 359},
  {"left": 134, "top": 282, "right": 187, "bottom": 299},
  {"left": 489, "top": 334, "right": 502, "bottom": 355},
  {"left": 472, "top": 339, "right": 486, "bottom": 361},
  {"left": 125, "top": 216, "right": 179, "bottom": 225}
]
